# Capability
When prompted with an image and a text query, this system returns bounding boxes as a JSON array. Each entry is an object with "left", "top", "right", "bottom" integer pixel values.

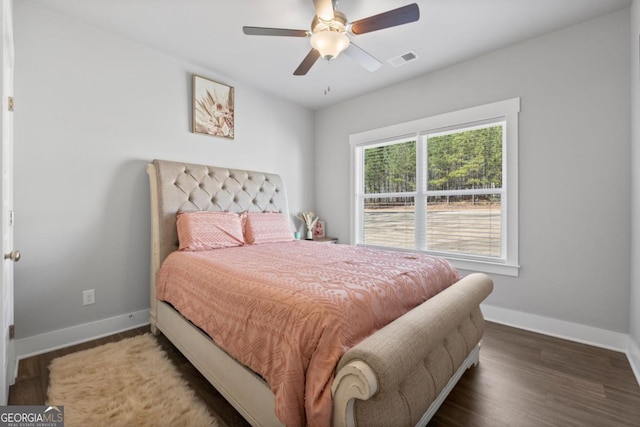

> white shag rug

[{"left": 47, "top": 333, "right": 218, "bottom": 427}]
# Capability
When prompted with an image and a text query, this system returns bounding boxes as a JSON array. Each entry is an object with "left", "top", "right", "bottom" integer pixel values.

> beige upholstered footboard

[{"left": 332, "top": 272, "right": 493, "bottom": 427}]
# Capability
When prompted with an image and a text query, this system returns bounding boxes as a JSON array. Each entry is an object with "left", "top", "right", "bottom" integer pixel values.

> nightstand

[{"left": 308, "top": 237, "right": 338, "bottom": 244}]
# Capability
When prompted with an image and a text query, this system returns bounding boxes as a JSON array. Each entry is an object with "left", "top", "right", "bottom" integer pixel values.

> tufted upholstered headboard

[
  {"left": 147, "top": 159, "right": 290, "bottom": 264},
  {"left": 146, "top": 159, "right": 290, "bottom": 318}
]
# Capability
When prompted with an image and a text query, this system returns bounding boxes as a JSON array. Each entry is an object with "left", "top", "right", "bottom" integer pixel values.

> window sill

[
  {"left": 356, "top": 243, "right": 520, "bottom": 277},
  {"left": 445, "top": 257, "right": 519, "bottom": 277}
]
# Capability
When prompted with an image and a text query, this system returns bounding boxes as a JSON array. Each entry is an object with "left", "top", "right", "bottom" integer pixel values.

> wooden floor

[{"left": 9, "top": 321, "right": 640, "bottom": 427}]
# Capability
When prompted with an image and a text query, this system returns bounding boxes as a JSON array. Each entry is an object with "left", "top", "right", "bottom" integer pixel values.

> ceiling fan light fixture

[
  {"left": 243, "top": 3, "right": 419, "bottom": 75},
  {"left": 310, "top": 30, "right": 350, "bottom": 60}
]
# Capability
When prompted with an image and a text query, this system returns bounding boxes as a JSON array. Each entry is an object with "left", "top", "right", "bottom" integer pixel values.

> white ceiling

[{"left": 28, "top": 0, "right": 632, "bottom": 110}]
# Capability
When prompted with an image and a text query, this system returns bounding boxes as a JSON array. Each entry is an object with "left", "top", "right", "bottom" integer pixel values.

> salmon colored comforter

[{"left": 157, "top": 241, "right": 460, "bottom": 427}]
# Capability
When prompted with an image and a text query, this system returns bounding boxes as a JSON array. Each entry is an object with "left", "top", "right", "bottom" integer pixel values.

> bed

[{"left": 146, "top": 159, "right": 493, "bottom": 427}]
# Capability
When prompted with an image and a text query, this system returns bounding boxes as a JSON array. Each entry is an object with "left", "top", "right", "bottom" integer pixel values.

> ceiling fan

[{"left": 242, "top": 0, "right": 420, "bottom": 76}]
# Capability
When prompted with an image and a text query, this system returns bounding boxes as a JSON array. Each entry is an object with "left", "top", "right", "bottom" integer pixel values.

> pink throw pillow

[
  {"left": 176, "top": 211, "right": 244, "bottom": 251},
  {"left": 243, "top": 212, "right": 294, "bottom": 245}
]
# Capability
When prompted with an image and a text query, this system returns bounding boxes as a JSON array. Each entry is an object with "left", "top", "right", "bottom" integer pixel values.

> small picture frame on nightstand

[{"left": 313, "top": 220, "right": 325, "bottom": 239}]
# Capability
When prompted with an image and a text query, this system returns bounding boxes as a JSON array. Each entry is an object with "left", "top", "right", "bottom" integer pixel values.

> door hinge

[
  {"left": 7, "top": 97, "right": 13, "bottom": 112},
  {"left": 9, "top": 211, "right": 13, "bottom": 227},
  {"left": 9, "top": 325, "right": 14, "bottom": 340}
]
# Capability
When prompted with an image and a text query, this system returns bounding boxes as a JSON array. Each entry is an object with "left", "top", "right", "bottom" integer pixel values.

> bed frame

[{"left": 147, "top": 159, "right": 493, "bottom": 427}]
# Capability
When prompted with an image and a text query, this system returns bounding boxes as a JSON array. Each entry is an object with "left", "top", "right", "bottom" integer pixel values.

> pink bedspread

[{"left": 157, "top": 241, "right": 460, "bottom": 427}]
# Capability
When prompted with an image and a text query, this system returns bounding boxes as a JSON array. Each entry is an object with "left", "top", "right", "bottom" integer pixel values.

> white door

[{"left": 0, "top": 0, "right": 15, "bottom": 405}]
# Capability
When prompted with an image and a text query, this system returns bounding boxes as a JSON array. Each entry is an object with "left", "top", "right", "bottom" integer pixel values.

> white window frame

[{"left": 350, "top": 98, "right": 520, "bottom": 276}]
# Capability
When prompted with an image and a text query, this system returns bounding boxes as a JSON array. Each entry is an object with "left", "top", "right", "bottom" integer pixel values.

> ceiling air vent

[{"left": 388, "top": 51, "right": 419, "bottom": 68}]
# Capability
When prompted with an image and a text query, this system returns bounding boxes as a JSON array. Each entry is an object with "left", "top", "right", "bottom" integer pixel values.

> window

[{"left": 351, "top": 98, "right": 520, "bottom": 276}]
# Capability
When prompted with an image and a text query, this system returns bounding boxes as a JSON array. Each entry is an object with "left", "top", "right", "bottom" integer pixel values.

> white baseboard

[
  {"left": 15, "top": 309, "right": 150, "bottom": 360},
  {"left": 481, "top": 304, "right": 629, "bottom": 352},
  {"left": 13, "top": 305, "right": 640, "bottom": 388},
  {"left": 629, "top": 337, "right": 640, "bottom": 386}
]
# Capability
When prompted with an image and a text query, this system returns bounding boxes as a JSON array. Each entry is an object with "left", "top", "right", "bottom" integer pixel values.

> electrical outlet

[{"left": 83, "top": 289, "right": 95, "bottom": 306}]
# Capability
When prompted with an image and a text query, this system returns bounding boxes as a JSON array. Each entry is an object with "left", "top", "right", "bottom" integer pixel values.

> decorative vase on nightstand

[{"left": 299, "top": 211, "right": 318, "bottom": 241}]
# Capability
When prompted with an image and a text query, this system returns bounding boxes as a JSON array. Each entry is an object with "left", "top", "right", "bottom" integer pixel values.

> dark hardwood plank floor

[{"left": 9, "top": 322, "right": 640, "bottom": 426}]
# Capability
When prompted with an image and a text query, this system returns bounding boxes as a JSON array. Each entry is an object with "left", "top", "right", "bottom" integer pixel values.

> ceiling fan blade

[
  {"left": 343, "top": 43, "right": 382, "bottom": 72},
  {"left": 313, "top": 0, "right": 334, "bottom": 22},
  {"left": 350, "top": 3, "right": 419, "bottom": 35},
  {"left": 243, "top": 26, "right": 310, "bottom": 37},
  {"left": 294, "top": 49, "right": 321, "bottom": 76}
]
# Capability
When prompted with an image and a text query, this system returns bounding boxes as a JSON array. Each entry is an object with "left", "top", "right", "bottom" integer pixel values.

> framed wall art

[{"left": 192, "top": 74, "right": 235, "bottom": 139}]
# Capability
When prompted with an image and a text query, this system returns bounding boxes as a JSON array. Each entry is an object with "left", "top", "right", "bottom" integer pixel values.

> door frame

[{"left": 0, "top": 0, "right": 16, "bottom": 404}]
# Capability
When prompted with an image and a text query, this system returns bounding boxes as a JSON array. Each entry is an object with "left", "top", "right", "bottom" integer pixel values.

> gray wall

[
  {"left": 630, "top": 0, "right": 640, "bottom": 366},
  {"left": 316, "top": 10, "right": 631, "bottom": 334},
  {"left": 13, "top": 2, "right": 315, "bottom": 339}
]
